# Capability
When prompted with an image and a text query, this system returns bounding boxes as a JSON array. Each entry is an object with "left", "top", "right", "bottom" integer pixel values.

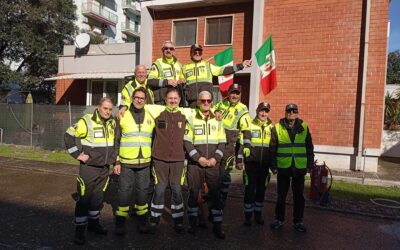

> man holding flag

[{"left": 182, "top": 44, "right": 252, "bottom": 107}]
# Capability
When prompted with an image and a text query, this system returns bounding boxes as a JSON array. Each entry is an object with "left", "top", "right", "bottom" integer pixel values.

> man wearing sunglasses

[
  {"left": 269, "top": 104, "right": 314, "bottom": 233},
  {"left": 148, "top": 41, "right": 186, "bottom": 105},
  {"left": 184, "top": 91, "right": 227, "bottom": 239},
  {"left": 183, "top": 44, "right": 252, "bottom": 108},
  {"left": 214, "top": 83, "right": 252, "bottom": 210}
]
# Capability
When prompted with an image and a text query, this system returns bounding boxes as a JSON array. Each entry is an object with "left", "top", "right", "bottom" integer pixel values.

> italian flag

[
  {"left": 255, "top": 35, "right": 277, "bottom": 95},
  {"left": 214, "top": 47, "right": 234, "bottom": 97}
]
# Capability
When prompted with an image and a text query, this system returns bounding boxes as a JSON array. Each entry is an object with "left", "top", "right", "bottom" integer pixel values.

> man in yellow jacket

[
  {"left": 64, "top": 97, "right": 116, "bottom": 245},
  {"left": 113, "top": 87, "right": 155, "bottom": 236}
]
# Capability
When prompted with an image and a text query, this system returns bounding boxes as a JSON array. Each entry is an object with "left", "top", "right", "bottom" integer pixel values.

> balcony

[
  {"left": 82, "top": 1, "right": 118, "bottom": 26},
  {"left": 122, "top": 0, "right": 141, "bottom": 16},
  {"left": 121, "top": 22, "right": 140, "bottom": 38}
]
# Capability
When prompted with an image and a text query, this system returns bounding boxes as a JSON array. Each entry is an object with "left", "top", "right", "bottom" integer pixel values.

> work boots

[
  {"left": 137, "top": 214, "right": 149, "bottom": 234},
  {"left": 213, "top": 223, "right": 226, "bottom": 239},
  {"left": 74, "top": 225, "right": 86, "bottom": 245},
  {"left": 187, "top": 216, "right": 198, "bottom": 234},
  {"left": 244, "top": 212, "right": 252, "bottom": 226},
  {"left": 87, "top": 218, "right": 108, "bottom": 235},
  {"left": 115, "top": 216, "right": 126, "bottom": 236},
  {"left": 174, "top": 217, "right": 185, "bottom": 234},
  {"left": 254, "top": 211, "right": 265, "bottom": 225}
]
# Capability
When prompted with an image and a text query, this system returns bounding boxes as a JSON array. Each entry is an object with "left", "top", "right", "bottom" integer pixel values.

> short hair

[
  {"left": 98, "top": 96, "right": 113, "bottom": 106},
  {"left": 132, "top": 87, "right": 147, "bottom": 99},
  {"left": 198, "top": 91, "right": 212, "bottom": 100},
  {"left": 134, "top": 64, "right": 147, "bottom": 73},
  {"left": 164, "top": 87, "right": 180, "bottom": 98},
  {"left": 162, "top": 40, "right": 174, "bottom": 48}
]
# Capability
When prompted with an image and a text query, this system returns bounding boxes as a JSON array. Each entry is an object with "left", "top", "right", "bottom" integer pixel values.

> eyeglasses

[
  {"left": 134, "top": 96, "right": 146, "bottom": 101},
  {"left": 200, "top": 99, "right": 212, "bottom": 104},
  {"left": 163, "top": 47, "right": 175, "bottom": 51},
  {"left": 286, "top": 109, "right": 298, "bottom": 114}
]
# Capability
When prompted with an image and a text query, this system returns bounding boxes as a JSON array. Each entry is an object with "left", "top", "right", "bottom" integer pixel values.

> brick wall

[
  {"left": 261, "top": 0, "right": 389, "bottom": 148},
  {"left": 151, "top": 3, "right": 253, "bottom": 65},
  {"left": 55, "top": 75, "right": 87, "bottom": 105}
]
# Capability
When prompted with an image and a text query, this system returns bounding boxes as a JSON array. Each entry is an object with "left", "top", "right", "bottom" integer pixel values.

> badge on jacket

[{"left": 178, "top": 122, "right": 182, "bottom": 128}]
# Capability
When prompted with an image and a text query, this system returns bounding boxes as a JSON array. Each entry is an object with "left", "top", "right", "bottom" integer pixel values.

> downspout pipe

[{"left": 356, "top": 0, "right": 372, "bottom": 171}]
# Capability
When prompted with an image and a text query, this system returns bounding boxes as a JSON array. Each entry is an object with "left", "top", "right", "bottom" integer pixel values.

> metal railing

[
  {"left": 121, "top": 22, "right": 140, "bottom": 37},
  {"left": 122, "top": 0, "right": 141, "bottom": 15},
  {"left": 82, "top": 1, "right": 118, "bottom": 25}
]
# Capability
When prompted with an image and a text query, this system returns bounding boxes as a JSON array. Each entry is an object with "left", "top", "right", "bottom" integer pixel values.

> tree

[
  {"left": 387, "top": 50, "right": 400, "bottom": 85},
  {"left": 0, "top": 0, "right": 77, "bottom": 102}
]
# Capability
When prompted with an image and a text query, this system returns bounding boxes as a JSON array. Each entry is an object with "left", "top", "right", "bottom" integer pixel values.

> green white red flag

[
  {"left": 255, "top": 35, "right": 277, "bottom": 95},
  {"left": 214, "top": 47, "right": 234, "bottom": 97}
]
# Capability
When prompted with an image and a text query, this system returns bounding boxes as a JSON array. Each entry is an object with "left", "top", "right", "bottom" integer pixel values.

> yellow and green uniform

[
  {"left": 148, "top": 56, "right": 184, "bottom": 104},
  {"left": 64, "top": 109, "right": 116, "bottom": 225},
  {"left": 184, "top": 110, "right": 227, "bottom": 224},
  {"left": 114, "top": 107, "right": 155, "bottom": 219},
  {"left": 182, "top": 60, "right": 243, "bottom": 106},
  {"left": 121, "top": 79, "right": 154, "bottom": 107},
  {"left": 239, "top": 118, "right": 273, "bottom": 220}
]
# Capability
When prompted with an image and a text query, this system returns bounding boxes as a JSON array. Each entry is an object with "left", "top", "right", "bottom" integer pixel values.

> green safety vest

[
  {"left": 276, "top": 122, "right": 308, "bottom": 169},
  {"left": 118, "top": 110, "right": 155, "bottom": 164},
  {"left": 79, "top": 114, "right": 115, "bottom": 147},
  {"left": 183, "top": 60, "right": 213, "bottom": 85},
  {"left": 249, "top": 119, "right": 273, "bottom": 147},
  {"left": 217, "top": 100, "right": 249, "bottom": 131},
  {"left": 151, "top": 58, "right": 182, "bottom": 80}
]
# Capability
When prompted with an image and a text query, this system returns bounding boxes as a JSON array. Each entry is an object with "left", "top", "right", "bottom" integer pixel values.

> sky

[{"left": 389, "top": 0, "right": 400, "bottom": 52}]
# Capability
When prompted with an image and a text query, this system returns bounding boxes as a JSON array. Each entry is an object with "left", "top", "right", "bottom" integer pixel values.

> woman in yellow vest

[
  {"left": 113, "top": 87, "right": 155, "bottom": 236},
  {"left": 269, "top": 104, "right": 314, "bottom": 233},
  {"left": 64, "top": 97, "right": 116, "bottom": 245},
  {"left": 237, "top": 102, "right": 273, "bottom": 227}
]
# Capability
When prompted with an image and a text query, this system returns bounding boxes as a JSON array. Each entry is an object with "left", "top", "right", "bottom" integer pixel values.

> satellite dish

[{"left": 74, "top": 33, "right": 90, "bottom": 49}]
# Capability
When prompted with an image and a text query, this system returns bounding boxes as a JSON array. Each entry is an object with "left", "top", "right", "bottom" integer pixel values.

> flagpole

[{"left": 206, "top": 56, "right": 214, "bottom": 62}]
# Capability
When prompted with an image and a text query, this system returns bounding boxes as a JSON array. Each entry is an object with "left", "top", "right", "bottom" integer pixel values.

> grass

[{"left": 0, "top": 145, "right": 78, "bottom": 165}]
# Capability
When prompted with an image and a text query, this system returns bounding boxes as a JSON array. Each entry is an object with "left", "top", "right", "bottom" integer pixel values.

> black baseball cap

[
  {"left": 228, "top": 83, "right": 241, "bottom": 94},
  {"left": 257, "top": 102, "right": 271, "bottom": 113},
  {"left": 190, "top": 44, "right": 203, "bottom": 53},
  {"left": 285, "top": 103, "right": 298, "bottom": 111}
]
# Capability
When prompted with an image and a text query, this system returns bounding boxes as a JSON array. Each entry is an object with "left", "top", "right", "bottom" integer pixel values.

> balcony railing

[
  {"left": 121, "top": 22, "right": 140, "bottom": 38},
  {"left": 82, "top": 1, "right": 118, "bottom": 26},
  {"left": 121, "top": 0, "right": 141, "bottom": 16}
]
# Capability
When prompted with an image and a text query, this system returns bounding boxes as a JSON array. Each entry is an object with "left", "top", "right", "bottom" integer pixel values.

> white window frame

[
  {"left": 171, "top": 18, "right": 198, "bottom": 48},
  {"left": 204, "top": 15, "right": 234, "bottom": 47},
  {"left": 86, "top": 79, "right": 124, "bottom": 106}
]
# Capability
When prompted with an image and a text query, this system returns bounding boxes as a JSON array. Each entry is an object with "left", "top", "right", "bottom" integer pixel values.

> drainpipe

[{"left": 356, "top": 0, "right": 372, "bottom": 171}]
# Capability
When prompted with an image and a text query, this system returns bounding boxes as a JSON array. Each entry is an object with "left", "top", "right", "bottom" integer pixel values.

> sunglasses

[
  {"left": 286, "top": 109, "right": 298, "bottom": 114},
  {"left": 200, "top": 99, "right": 212, "bottom": 104},
  {"left": 163, "top": 47, "right": 175, "bottom": 51}
]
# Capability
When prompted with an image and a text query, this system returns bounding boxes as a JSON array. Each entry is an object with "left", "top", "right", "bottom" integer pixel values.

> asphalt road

[{"left": 0, "top": 167, "right": 399, "bottom": 249}]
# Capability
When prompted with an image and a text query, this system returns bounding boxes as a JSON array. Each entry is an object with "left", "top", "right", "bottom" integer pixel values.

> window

[
  {"left": 173, "top": 19, "right": 197, "bottom": 46},
  {"left": 89, "top": 80, "right": 119, "bottom": 106},
  {"left": 205, "top": 16, "right": 233, "bottom": 45}
]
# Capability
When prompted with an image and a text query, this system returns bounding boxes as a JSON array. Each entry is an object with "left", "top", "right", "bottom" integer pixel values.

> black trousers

[
  {"left": 243, "top": 165, "right": 269, "bottom": 215},
  {"left": 75, "top": 164, "right": 109, "bottom": 225},
  {"left": 116, "top": 166, "right": 150, "bottom": 217},
  {"left": 150, "top": 159, "right": 185, "bottom": 223},
  {"left": 274, "top": 172, "right": 305, "bottom": 223},
  {"left": 187, "top": 163, "right": 223, "bottom": 223}
]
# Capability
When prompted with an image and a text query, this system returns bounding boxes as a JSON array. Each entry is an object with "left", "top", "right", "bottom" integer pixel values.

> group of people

[{"left": 64, "top": 41, "right": 314, "bottom": 246}]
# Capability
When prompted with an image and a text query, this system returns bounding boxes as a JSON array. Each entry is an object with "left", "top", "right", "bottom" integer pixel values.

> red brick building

[{"left": 140, "top": 0, "right": 390, "bottom": 172}]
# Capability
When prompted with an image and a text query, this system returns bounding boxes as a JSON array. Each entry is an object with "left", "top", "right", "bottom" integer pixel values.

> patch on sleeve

[
  {"left": 73, "top": 123, "right": 78, "bottom": 130},
  {"left": 151, "top": 65, "right": 157, "bottom": 71}
]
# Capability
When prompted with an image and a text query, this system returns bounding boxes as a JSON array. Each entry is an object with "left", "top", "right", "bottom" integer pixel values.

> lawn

[{"left": 0, "top": 145, "right": 78, "bottom": 165}]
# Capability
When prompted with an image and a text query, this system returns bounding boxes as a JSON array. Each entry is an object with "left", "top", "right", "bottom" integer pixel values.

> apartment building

[{"left": 74, "top": 0, "right": 141, "bottom": 43}]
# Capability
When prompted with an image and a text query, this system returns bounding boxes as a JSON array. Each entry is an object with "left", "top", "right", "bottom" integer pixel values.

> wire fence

[{"left": 0, "top": 104, "right": 112, "bottom": 150}]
